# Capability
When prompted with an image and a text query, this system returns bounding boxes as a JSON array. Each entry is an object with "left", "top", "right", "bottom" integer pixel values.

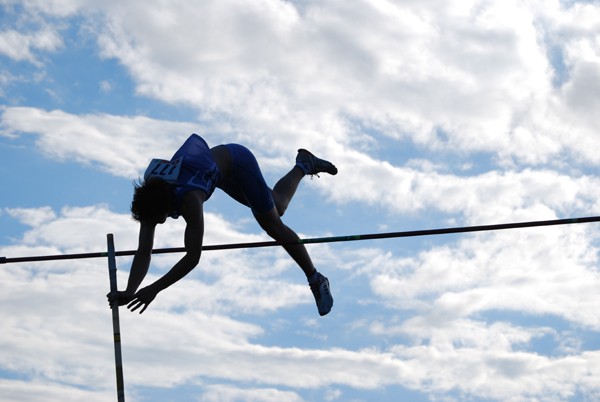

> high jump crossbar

[{"left": 1, "top": 216, "right": 599, "bottom": 264}]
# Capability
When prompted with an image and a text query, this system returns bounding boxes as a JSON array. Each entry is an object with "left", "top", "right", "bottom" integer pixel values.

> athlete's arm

[
  {"left": 107, "top": 220, "right": 156, "bottom": 307},
  {"left": 125, "top": 220, "right": 156, "bottom": 294},
  {"left": 128, "top": 191, "right": 206, "bottom": 313}
]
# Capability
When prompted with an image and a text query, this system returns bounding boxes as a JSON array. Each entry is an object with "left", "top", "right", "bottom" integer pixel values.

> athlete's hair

[{"left": 130, "top": 178, "right": 175, "bottom": 222}]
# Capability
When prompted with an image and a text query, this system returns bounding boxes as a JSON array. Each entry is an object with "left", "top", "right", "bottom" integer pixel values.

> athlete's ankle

[{"left": 307, "top": 269, "right": 319, "bottom": 284}]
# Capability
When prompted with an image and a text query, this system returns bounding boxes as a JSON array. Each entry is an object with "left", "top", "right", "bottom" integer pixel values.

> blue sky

[{"left": 1, "top": 1, "right": 600, "bottom": 401}]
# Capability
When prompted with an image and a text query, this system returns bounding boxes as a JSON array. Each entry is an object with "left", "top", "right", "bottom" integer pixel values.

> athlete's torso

[{"left": 144, "top": 134, "right": 223, "bottom": 218}]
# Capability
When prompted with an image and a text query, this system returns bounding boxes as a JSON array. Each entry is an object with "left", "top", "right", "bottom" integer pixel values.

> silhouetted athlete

[{"left": 109, "top": 134, "right": 336, "bottom": 316}]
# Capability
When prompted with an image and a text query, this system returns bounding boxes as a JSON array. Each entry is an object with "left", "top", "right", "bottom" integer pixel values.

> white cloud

[
  {"left": 199, "top": 384, "right": 305, "bottom": 402},
  {"left": 4, "top": 206, "right": 56, "bottom": 226},
  {"left": 65, "top": 0, "right": 598, "bottom": 167},
  {"left": 0, "top": 107, "right": 199, "bottom": 177},
  {"left": 0, "top": 379, "right": 115, "bottom": 402},
  {"left": 4, "top": 0, "right": 600, "bottom": 169},
  {"left": 0, "top": 206, "right": 311, "bottom": 393},
  {"left": 0, "top": 27, "right": 62, "bottom": 65},
  {"left": 390, "top": 343, "right": 600, "bottom": 401},
  {"left": 0, "top": 0, "right": 87, "bottom": 17},
  {"left": 327, "top": 151, "right": 600, "bottom": 220},
  {"left": 3, "top": 107, "right": 599, "bottom": 223},
  {"left": 369, "top": 224, "right": 600, "bottom": 327},
  {"left": 0, "top": 205, "right": 415, "bottom": 397},
  {"left": 1, "top": 203, "right": 599, "bottom": 401}
]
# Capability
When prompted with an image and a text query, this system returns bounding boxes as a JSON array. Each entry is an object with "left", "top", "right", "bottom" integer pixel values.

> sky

[{"left": 1, "top": 0, "right": 600, "bottom": 401}]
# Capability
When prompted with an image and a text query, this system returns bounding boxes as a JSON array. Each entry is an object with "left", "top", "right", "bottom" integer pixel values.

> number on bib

[{"left": 144, "top": 157, "right": 183, "bottom": 183}]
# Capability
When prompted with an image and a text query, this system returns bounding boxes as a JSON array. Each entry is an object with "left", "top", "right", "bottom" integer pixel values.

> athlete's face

[{"left": 147, "top": 213, "right": 168, "bottom": 225}]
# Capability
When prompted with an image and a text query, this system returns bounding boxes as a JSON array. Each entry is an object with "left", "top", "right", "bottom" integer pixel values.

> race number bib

[{"left": 144, "top": 157, "right": 183, "bottom": 183}]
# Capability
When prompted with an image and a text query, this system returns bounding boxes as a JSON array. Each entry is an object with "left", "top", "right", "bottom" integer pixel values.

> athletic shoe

[
  {"left": 309, "top": 272, "right": 334, "bottom": 316},
  {"left": 296, "top": 149, "right": 338, "bottom": 176}
]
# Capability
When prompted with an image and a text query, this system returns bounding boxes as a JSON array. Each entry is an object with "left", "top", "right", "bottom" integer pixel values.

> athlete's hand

[
  {"left": 107, "top": 290, "right": 135, "bottom": 308},
  {"left": 127, "top": 285, "right": 158, "bottom": 314}
]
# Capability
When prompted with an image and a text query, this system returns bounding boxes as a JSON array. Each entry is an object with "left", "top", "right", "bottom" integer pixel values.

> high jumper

[{"left": 108, "top": 134, "right": 337, "bottom": 316}]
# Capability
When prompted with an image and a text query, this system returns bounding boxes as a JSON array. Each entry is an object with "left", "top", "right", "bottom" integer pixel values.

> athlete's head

[{"left": 130, "top": 178, "right": 174, "bottom": 223}]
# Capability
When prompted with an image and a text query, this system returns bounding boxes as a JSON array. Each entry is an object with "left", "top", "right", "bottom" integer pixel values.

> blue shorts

[{"left": 217, "top": 144, "right": 275, "bottom": 215}]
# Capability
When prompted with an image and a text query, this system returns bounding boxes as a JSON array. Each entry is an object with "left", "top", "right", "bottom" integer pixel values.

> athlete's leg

[
  {"left": 271, "top": 149, "right": 339, "bottom": 216},
  {"left": 216, "top": 145, "right": 307, "bottom": 268},
  {"left": 254, "top": 206, "right": 315, "bottom": 277},
  {"left": 272, "top": 166, "right": 304, "bottom": 217},
  {"left": 220, "top": 144, "right": 334, "bottom": 315},
  {"left": 255, "top": 207, "right": 333, "bottom": 316}
]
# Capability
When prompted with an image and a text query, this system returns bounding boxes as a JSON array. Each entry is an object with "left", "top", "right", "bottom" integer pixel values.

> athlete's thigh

[{"left": 224, "top": 144, "right": 275, "bottom": 215}]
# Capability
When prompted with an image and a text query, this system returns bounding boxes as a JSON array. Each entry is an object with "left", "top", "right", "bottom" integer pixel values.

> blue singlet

[{"left": 146, "top": 134, "right": 275, "bottom": 218}]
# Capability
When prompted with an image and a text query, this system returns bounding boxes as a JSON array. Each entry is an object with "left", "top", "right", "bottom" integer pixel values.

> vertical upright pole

[{"left": 107, "top": 234, "right": 126, "bottom": 402}]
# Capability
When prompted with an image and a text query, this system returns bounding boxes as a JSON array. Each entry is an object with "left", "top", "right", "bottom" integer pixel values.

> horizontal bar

[{"left": 1, "top": 216, "right": 599, "bottom": 264}]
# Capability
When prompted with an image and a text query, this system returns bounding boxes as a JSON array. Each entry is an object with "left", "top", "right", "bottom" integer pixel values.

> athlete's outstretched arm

[
  {"left": 108, "top": 220, "right": 156, "bottom": 307},
  {"left": 126, "top": 221, "right": 156, "bottom": 293},
  {"left": 127, "top": 191, "right": 206, "bottom": 313}
]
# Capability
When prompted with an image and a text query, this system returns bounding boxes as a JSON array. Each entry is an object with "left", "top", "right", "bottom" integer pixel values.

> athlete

[{"left": 109, "top": 134, "right": 337, "bottom": 316}]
